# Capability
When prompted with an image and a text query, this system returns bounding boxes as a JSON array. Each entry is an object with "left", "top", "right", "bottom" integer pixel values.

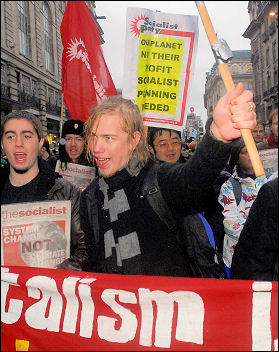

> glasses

[
  {"left": 65, "top": 136, "right": 84, "bottom": 143},
  {"left": 154, "top": 141, "right": 181, "bottom": 150}
]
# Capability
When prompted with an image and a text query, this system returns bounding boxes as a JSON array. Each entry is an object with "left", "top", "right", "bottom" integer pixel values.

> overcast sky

[{"left": 95, "top": 1, "right": 251, "bottom": 123}]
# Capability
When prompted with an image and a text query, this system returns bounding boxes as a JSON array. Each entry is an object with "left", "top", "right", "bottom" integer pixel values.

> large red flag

[{"left": 60, "top": 1, "right": 117, "bottom": 122}]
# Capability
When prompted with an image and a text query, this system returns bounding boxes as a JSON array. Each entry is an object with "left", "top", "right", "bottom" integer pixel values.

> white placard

[{"left": 123, "top": 8, "right": 199, "bottom": 131}]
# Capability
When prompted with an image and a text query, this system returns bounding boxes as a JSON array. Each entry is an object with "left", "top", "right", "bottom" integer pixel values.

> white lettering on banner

[
  {"left": 62, "top": 277, "right": 80, "bottom": 334},
  {"left": 1, "top": 268, "right": 23, "bottom": 324},
  {"left": 138, "top": 289, "right": 204, "bottom": 348},
  {"left": 1, "top": 268, "right": 277, "bottom": 349},
  {"left": 78, "top": 278, "right": 96, "bottom": 338},
  {"left": 98, "top": 289, "right": 138, "bottom": 343},
  {"left": 252, "top": 281, "right": 272, "bottom": 351},
  {"left": 25, "top": 276, "right": 63, "bottom": 332}
]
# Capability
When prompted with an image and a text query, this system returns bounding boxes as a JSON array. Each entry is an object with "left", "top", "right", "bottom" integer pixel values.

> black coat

[
  {"left": 80, "top": 132, "right": 235, "bottom": 276},
  {"left": 231, "top": 178, "right": 278, "bottom": 281},
  {"left": 0, "top": 157, "right": 88, "bottom": 271}
]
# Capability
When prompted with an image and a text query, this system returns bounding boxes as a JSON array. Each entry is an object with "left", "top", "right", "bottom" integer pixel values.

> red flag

[{"left": 60, "top": 1, "right": 117, "bottom": 122}]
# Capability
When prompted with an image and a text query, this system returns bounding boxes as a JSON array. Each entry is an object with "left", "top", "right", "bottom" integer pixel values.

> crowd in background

[{"left": 1, "top": 98, "right": 278, "bottom": 281}]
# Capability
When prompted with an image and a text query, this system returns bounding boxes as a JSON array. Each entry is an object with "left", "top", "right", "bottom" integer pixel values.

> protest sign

[
  {"left": 189, "top": 127, "right": 197, "bottom": 138},
  {"left": 1, "top": 266, "right": 278, "bottom": 351},
  {"left": 258, "top": 148, "right": 278, "bottom": 174},
  {"left": 123, "top": 8, "right": 198, "bottom": 131},
  {"left": 56, "top": 161, "right": 95, "bottom": 190},
  {"left": 1, "top": 201, "right": 71, "bottom": 268}
]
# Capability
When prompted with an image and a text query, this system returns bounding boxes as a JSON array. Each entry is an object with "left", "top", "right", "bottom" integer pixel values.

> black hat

[{"left": 61, "top": 119, "right": 85, "bottom": 138}]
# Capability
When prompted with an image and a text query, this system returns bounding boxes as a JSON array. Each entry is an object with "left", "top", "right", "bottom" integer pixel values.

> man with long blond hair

[{"left": 80, "top": 83, "right": 257, "bottom": 277}]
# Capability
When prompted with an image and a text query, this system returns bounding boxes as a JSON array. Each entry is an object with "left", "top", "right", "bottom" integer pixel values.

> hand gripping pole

[{"left": 195, "top": 1, "right": 265, "bottom": 177}]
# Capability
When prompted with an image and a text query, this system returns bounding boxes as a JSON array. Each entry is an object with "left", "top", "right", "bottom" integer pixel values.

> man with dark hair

[
  {"left": 181, "top": 142, "right": 192, "bottom": 161},
  {"left": 40, "top": 137, "right": 57, "bottom": 170},
  {"left": 147, "top": 127, "right": 184, "bottom": 163},
  {"left": 252, "top": 121, "right": 265, "bottom": 144},
  {"left": 59, "top": 119, "right": 92, "bottom": 169},
  {"left": 1, "top": 110, "right": 88, "bottom": 270}
]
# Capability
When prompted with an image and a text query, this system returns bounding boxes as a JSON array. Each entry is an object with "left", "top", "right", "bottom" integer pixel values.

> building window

[
  {"left": 54, "top": 90, "right": 59, "bottom": 105},
  {"left": 31, "top": 79, "right": 38, "bottom": 96},
  {"left": 48, "top": 87, "right": 54, "bottom": 104},
  {"left": 272, "top": 41, "right": 277, "bottom": 62},
  {"left": 16, "top": 71, "right": 21, "bottom": 89},
  {"left": 22, "top": 74, "right": 31, "bottom": 94},
  {"left": 266, "top": 48, "right": 270, "bottom": 67},
  {"left": 43, "top": 2, "right": 54, "bottom": 72},
  {"left": 17, "top": 1, "right": 31, "bottom": 57},
  {"left": 264, "top": 18, "right": 268, "bottom": 33},
  {"left": 1, "top": 65, "right": 5, "bottom": 85},
  {"left": 267, "top": 72, "right": 271, "bottom": 90}
]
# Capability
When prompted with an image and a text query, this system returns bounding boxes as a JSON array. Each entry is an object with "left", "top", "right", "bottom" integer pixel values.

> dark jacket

[
  {"left": 80, "top": 132, "right": 235, "bottom": 276},
  {"left": 231, "top": 178, "right": 278, "bottom": 281},
  {"left": 203, "top": 170, "right": 232, "bottom": 253},
  {"left": 0, "top": 157, "right": 88, "bottom": 271},
  {"left": 45, "top": 155, "right": 57, "bottom": 170}
]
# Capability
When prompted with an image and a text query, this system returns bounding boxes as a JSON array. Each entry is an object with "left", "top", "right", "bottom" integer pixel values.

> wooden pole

[
  {"left": 143, "top": 125, "right": 148, "bottom": 141},
  {"left": 59, "top": 93, "right": 64, "bottom": 174},
  {"left": 195, "top": 1, "right": 265, "bottom": 177}
]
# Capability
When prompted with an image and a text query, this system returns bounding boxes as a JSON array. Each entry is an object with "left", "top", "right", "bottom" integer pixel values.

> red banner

[
  {"left": 60, "top": 1, "right": 117, "bottom": 122},
  {"left": 1, "top": 266, "right": 278, "bottom": 351}
]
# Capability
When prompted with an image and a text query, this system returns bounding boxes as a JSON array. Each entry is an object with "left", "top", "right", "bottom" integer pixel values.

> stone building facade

[
  {"left": 243, "top": 1, "right": 278, "bottom": 125},
  {"left": 204, "top": 50, "right": 254, "bottom": 119},
  {"left": 1, "top": 1, "right": 104, "bottom": 150}
]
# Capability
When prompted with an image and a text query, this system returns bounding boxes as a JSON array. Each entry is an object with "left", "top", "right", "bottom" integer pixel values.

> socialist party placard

[
  {"left": 122, "top": 8, "right": 198, "bottom": 131},
  {"left": 1, "top": 200, "right": 71, "bottom": 268},
  {"left": 55, "top": 161, "right": 96, "bottom": 191}
]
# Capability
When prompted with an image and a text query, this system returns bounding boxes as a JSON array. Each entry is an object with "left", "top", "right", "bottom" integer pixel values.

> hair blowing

[{"left": 84, "top": 96, "right": 150, "bottom": 169}]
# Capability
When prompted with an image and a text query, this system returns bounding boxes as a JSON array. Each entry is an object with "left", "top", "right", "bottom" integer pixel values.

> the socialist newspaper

[
  {"left": 259, "top": 148, "right": 278, "bottom": 174},
  {"left": 1, "top": 200, "right": 71, "bottom": 268},
  {"left": 55, "top": 161, "right": 95, "bottom": 190}
]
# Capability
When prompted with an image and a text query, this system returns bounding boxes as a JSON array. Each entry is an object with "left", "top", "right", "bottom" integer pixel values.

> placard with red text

[{"left": 1, "top": 201, "right": 71, "bottom": 268}]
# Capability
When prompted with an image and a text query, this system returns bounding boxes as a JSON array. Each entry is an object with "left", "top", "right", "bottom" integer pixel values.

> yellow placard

[{"left": 136, "top": 34, "right": 184, "bottom": 115}]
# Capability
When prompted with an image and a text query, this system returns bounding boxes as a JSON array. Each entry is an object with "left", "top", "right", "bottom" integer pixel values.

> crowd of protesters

[{"left": 1, "top": 84, "right": 278, "bottom": 281}]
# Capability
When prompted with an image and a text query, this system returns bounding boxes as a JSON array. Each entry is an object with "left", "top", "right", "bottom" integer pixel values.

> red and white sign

[
  {"left": 1, "top": 201, "right": 71, "bottom": 268},
  {"left": 259, "top": 148, "right": 278, "bottom": 174},
  {"left": 190, "top": 107, "right": 194, "bottom": 113},
  {"left": 1, "top": 266, "right": 278, "bottom": 351},
  {"left": 55, "top": 162, "right": 96, "bottom": 191}
]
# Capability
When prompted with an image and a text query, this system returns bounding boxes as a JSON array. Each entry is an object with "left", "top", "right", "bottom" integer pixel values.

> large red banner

[{"left": 1, "top": 266, "right": 278, "bottom": 351}]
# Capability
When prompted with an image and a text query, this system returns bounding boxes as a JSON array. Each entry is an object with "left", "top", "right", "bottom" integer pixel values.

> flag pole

[
  {"left": 59, "top": 93, "right": 64, "bottom": 174},
  {"left": 144, "top": 125, "right": 148, "bottom": 141},
  {"left": 195, "top": 1, "right": 265, "bottom": 177}
]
